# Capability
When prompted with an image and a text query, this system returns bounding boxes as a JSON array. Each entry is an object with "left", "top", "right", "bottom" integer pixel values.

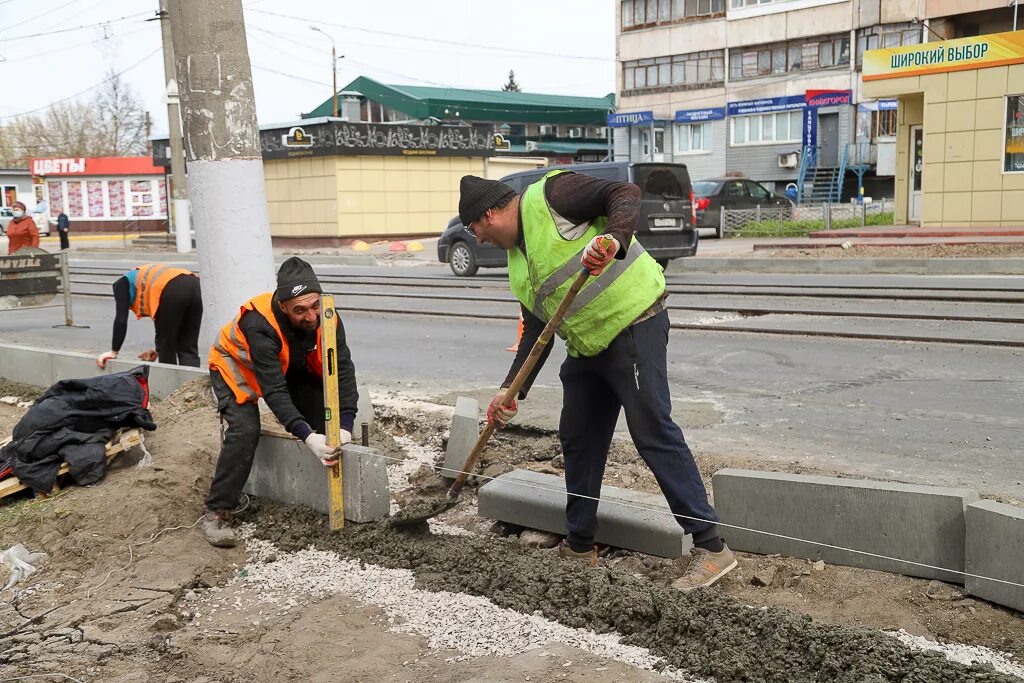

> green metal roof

[{"left": 305, "top": 76, "right": 614, "bottom": 125}]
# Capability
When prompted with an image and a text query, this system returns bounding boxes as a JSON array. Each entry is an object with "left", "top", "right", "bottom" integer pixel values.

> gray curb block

[
  {"left": 678, "top": 258, "right": 1024, "bottom": 275},
  {"left": 965, "top": 500, "right": 1024, "bottom": 612}
]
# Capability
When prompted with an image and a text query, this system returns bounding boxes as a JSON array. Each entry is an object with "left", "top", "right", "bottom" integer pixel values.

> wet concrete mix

[{"left": 241, "top": 499, "right": 1020, "bottom": 683}]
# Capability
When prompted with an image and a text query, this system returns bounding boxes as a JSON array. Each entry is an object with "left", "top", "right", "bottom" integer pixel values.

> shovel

[{"left": 389, "top": 252, "right": 606, "bottom": 529}]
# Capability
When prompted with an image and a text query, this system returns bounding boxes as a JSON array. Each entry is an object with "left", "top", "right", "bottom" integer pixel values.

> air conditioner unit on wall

[
  {"left": 778, "top": 152, "right": 799, "bottom": 169},
  {"left": 526, "top": 140, "right": 539, "bottom": 152},
  {"left": 539, "top": 125, "right": 554, "bottom": 135}
]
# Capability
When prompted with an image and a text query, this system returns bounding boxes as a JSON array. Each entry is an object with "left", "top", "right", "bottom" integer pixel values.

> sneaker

[
  {"left": 202, "top": 510, "right": 237, "bottom": 548},
  {"left": 556, "top": 540, "right": 598, "bottom": 567},
  {"left": 671, "top": 544, "right": 738, "bottom": 592}
]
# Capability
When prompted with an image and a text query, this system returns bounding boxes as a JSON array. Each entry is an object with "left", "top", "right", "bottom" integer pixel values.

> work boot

[
  {"left": 671, "top": 544, "right": 738, "bottom": 592},
  {"left": 202, "top": 510, "right": 236, "bottom": 548},
  {"left": 556, "top": 540, "right": 598, "bottom": 567}
]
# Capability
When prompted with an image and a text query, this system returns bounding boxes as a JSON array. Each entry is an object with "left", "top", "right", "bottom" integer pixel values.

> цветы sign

[{"left": 863, "top": 30, "right": 1024, "bottom": 81}]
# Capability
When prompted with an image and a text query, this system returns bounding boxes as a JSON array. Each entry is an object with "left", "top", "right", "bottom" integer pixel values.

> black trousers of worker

[
  {"left": 58, "top": 228, "right": 69, "bottom": 250},
  {"left": 204, "top": 370, "right": 325, "bottom": 512},
  {"left": 153, "top": 274, "right": 203, "bottom": 367},
  {"left": 559, "top": 310, "right": 720, "bottom": 549}
]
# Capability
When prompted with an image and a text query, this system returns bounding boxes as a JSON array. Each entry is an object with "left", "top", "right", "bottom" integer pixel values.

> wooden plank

[
  {"left": 0, "top": 428, "right": 143, "bottom": 500},
  {"left": 321, "top": 294, "right": 344, "bottom": 530}
]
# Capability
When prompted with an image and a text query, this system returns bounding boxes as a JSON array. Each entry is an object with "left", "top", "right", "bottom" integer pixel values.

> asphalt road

[{"left": 1, "top": 258, "right": 1021, "bottom": 500}]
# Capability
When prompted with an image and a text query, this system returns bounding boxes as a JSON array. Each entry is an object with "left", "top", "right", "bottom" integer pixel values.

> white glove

[
  {"left": 304, "top": 432, "right": 339, "bottom": 466},
  {"left": 96, "top": 350, "right": 118, "bottom": 369},
  {"left": 340, "top": 429, "right": 352, "bottom": 446}
]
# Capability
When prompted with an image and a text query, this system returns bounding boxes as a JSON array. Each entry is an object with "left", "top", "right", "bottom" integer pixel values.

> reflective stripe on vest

[
  {"left": 207, "top": 292, "right": 325, "bottom": 405},
  {"left": 131, "top": 263, "right": 193, "bottom": 319},
  {"left": 509, "top": 170, "right": 665, "bottom": 357}
]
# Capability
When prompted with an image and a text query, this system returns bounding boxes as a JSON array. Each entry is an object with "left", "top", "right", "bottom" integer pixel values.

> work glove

[
  {"left": 137, "top": 348, "right": 158, "bottom": 362},
  {"left": 96, "top": 350, "right": 118, "bottom": 369},
  {"left": 340, "top": 429, "right": 352, "bottom": 446},
  {"left": 487, "top": 392, "right": 518, "bottom": 428},
  {"left": 580, "top": 234, "right": 620, "bottom": 276},
  {"left": 304, "top": 432, "right": 340, "bottom": 466}
]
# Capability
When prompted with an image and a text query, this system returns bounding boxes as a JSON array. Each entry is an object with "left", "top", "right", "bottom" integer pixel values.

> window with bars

[
  {"left": 621, "top": 0, "right": 724, "bottom": 29},
  {"left": 623, "top": 50, "right": 724, "bottom": 91},
  {"left": 728, "top": 33, "right": 849, "bottom": 80},
  {"left": 873, "top": 110, "right": 897, "bottom": 137}
]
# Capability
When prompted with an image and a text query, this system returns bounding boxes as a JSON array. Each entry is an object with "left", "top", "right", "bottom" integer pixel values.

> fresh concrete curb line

[
  {"left": 965, "top": 500, "right": 1024, "bottom": 612},
  {"left": 679, "top": 257, "right": 1024, "bottom": 275},
  {"left": 712, "top": 468, "right": 976, "bottom": 583},
  {"left": 0, "top": 343, "right": 205, "bottom": 399},
  {"left": 245, "top": 435, "right": 390, "bottom": 523},
  {"left": 478, "top": 468, "right": 691, "bottom": 558}
]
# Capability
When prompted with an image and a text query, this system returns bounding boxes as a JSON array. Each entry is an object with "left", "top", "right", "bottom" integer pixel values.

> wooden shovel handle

[{"left": 448, "top": 267, "right": 594, "bottom": 499}]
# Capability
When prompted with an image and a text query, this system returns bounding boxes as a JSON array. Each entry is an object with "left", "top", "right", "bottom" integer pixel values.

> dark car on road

[
  {"left": 692, "top": 177, "right": 793, "bottom": 239},
  {"left": 437, "top": 161, "right": 699, "bottom": 276}
]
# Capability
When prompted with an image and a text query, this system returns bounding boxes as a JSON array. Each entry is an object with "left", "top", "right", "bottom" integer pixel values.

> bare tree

[
  {"left": 0, "top": 70, "right": 150, "bottom": 166},
  {"left": 91, "top": 70, "right": 150, "bottom": 156}
]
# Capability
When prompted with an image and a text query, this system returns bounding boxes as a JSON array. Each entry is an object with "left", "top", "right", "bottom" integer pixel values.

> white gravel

[
  {"left": 193, "top": 531, "right": 702, "bottom": 681},
  {"left": 886, "top": 629, "right": 1024, "bottom": 679}
]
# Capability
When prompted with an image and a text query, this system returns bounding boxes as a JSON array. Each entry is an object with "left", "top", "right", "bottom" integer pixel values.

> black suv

[{"left": 437, "top": 161, "right": 699, "bottom": 276}]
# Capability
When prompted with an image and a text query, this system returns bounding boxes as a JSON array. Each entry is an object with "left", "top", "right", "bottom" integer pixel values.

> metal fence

[{"left": 720, "top": 197, "right": 895, "bottom": 238}]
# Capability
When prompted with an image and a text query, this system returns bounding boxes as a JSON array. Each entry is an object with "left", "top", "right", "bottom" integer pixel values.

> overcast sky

[{"left": 0, "top": 0, "right": 616, "bottom": 137}]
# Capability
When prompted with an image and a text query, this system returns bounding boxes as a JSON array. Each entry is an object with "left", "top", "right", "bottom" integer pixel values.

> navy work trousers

[{"left": 559, "top": 309, "right": 720, "bottom": 548}]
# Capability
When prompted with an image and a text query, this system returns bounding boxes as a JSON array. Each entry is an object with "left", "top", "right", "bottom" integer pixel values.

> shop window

[
  {"left": 2, "top": 186, "right": 16, "bottom": 207},
  {"left": 130, "top": 180, "right": 154, "bottom": 217},
  {"left": 674, "top": 122, "right": 712, "bottom": 154},
  {"left": 1004, "top": 95, "right": 1024, "bottom": 173},
  {"left": 731, "top": 110, "right": 802, "bottom": 145}
]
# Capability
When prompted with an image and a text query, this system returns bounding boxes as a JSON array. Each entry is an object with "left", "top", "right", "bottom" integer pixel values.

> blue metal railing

[{"left": 796, "top": 145, "right": 819, "bottom": 202}]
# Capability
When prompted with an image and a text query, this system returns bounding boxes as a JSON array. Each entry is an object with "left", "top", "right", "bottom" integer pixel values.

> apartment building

[{"left": 614, "top": 0, "right": 1018, "bottom": 199}]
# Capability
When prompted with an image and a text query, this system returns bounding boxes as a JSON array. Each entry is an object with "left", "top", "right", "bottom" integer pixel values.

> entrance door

[
  {"left": 818, "top": 112, "right": 840, "bottom": 167},
  {"left": 641, "top": 128, "right": 665, "bottom": 162},
  {"left": 909, "top": 125, "right": 923, "bottom": 223}
]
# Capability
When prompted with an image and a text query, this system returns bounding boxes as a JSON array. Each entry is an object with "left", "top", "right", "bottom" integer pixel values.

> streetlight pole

[{"left": 310, "top": 26, "right": 338, "bottom": 117}]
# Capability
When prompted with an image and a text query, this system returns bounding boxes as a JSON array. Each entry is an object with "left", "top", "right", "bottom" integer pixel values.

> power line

[
  {"left": 1, "top": 11, "right": 149, "bottom": 42},
  {"left": 246, "top": 8, "right": 612, "bottom": 62},
  {"left": 0, "top": 24, "right": 154, "bottom": 66},
  {"left": 4, "top": 0, "right": 82, "bottom": 32},
  {"left": 0, "top": 47, "right": 160, "bottom": 121}
]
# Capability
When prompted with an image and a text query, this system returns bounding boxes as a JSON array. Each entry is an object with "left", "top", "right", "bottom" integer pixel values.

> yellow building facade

[
  {"left": 263, "top": 154, "right": 547, "bottom": 243},
  {"left": 862, "top": 30, "right": 1024, "bottom": 227}
]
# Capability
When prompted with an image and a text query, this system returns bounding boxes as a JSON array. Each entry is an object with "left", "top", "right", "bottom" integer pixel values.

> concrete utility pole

[
  {"left": 158, "top": 0, "right": 191, "bottom": 254},
  {"left": 166, "top": 0, "right": 275, "bottom": 350}
]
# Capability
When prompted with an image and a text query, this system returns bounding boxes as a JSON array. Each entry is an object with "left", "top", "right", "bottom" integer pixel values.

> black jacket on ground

[{"left": 0, "top": 366, "right": 156, "bottom": 494}]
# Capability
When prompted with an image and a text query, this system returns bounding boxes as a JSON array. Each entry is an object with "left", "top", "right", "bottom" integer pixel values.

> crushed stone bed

[{"left": 239, "top": 499, "right": 1023, "bottom": 683}]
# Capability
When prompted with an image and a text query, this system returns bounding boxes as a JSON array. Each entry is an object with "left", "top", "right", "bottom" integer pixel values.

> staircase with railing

[{"left": 796, "top": 143, "right": 850, "bottom": 204}]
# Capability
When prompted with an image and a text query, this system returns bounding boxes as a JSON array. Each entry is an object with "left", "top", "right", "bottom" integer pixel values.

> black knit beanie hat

[
  {"left": 276, "top": 257, "right": 322, "bottom": 301},
  {"left": 458, "top": 175, "right": 515, "bottom": 226}
]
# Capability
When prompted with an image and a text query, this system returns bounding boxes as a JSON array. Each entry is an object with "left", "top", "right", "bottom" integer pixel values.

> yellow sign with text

[{"left": 863, "top": 30, "right": 1024, "bottom": 81}]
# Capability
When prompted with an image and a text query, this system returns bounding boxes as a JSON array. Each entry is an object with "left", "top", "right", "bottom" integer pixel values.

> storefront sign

[
  {"left": 805, "top": 89, "right": 852, "bottom": 107},
  {"left": 31, "top": 158, "right": 86, "bottom": 175},
  {"left": 607, "top": 111, "right": 654, "bottom": 127},
  {"left": 802, "top": 108, "right": 817, "bottom": 151},
  {"left": 674, "top": 107, "right": 725, "bottom": 123},
  {"left": 727, "top": 95, "right": 805, "bottom": 116},
  {"left": 864, "top": 30, "right": 1024, "bottom": 81},
  {"left": 258, "top": 120, "right": 494, "bottom": 159},
  {"left": 879, "top": 99, "right": 898, "bottom": 110}
]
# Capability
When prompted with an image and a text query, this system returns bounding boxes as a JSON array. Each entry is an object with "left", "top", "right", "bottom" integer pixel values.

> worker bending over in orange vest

[
  {"left": 96, "top": 263, "right": 202, "bottom": 368},
  {"left": 202, "top": 257, "right": 358, "bottom": 547}
]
